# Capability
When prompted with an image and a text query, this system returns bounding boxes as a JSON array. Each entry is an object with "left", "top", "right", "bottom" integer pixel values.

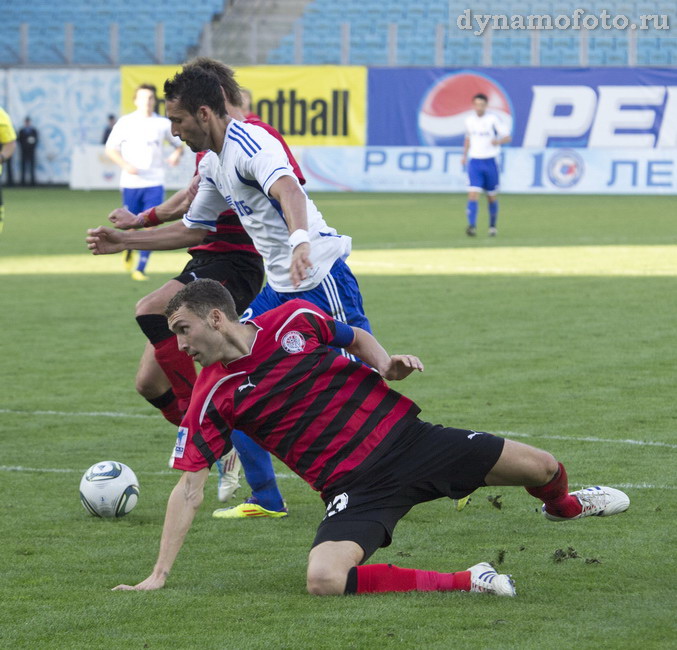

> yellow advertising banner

[
  {"left": 120, "top": 65, "right": 366, "bottom": 146},
  {"left": 235, "top": 66, "right": 366, "bottom": 146},
  {"left": 120, "top": 65, "right": 184, "bottom": 114}
]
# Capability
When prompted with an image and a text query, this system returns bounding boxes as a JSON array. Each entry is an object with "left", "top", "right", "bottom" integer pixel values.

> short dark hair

[
  {"left": 473, "top": 93, "right": 488, "bottom": 102},
  {"left": 186, "top": 57, "right": 243, "bottom": 107},
  {"left": 165, "top": 279, "right": 238, "bottom": 322},
  {"left": 135, "top": 83, "right": 157, "bottom": 99},
  {"left": 164, "top": 65, "right": 226, "bottom": 117}
]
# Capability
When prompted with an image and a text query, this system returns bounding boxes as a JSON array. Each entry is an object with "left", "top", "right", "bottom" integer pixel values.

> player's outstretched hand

[
  {"left": 382, "top": 355, "right": 424, "bottom": 381},
  {"left": 108, "top": 207, "right": 143, "bottom": 230},
  {"left": 112, "top": 574, "right": 166, "bottom": 591},
  {"left": 86, "top": 226, "right": 126, "bottom": 255},
  {"left": 291, "top": 243, "right": 313, "bottom": 288}
]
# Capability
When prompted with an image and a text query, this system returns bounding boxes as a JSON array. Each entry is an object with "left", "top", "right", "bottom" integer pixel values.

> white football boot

[
  {"left": 468, "top": 562, "right": 516, "bottom": 597},
  {"left": 215, "top": 448, "right": 242, "bottom": 502},
  {"left": 542, "top": 486, "right": 630, "bottom": 521}
]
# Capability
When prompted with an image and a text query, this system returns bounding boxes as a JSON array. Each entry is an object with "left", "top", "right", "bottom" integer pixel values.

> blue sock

[
  {"left": 136, "top": 250, "right": 151, "bottom": 273},
  {"left": 466, "top": 200, "right": 478, "bottom": 227},
  {"left": 230, "top": 430, "right": 285, "bottom": 511},
  {"left": 489, "top": 201, "right": 498, "bottom": 228}
]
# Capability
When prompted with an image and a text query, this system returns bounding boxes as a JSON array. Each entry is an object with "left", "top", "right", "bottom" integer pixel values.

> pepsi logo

[{"left": 418, "top": 73, "right": 513, "bottom": 146}]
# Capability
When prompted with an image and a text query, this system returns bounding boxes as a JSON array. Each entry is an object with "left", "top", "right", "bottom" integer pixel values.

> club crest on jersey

[
  {"left": 324, "top": 492, "right": 349, "bottom": 518},
  {"left": 281, "top": 330, "right": 306, "bottom": 354}
]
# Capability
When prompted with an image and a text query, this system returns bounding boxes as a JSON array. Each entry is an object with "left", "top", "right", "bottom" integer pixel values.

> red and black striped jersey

[
  {"left": 188, "top": 118, "right": 305, "bottom": 255},
  {"left": 172, "top": 300, "right": 421, "bottom": 493}
]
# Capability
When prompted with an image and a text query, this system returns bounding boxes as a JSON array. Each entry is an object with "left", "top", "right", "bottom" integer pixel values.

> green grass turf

[{"left": 1, "top": 187, "right": 676, "bottom": 649}]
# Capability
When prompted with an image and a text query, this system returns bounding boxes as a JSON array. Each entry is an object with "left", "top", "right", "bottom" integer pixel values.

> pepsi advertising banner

[{"left": 367, "top": 67, "right": 677, "bottom": 149}]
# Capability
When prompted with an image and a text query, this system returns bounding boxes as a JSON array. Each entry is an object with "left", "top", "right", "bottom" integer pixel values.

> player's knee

[
  {"left": 135, "top": 293, "right": 168, "bottom": 317},
  {"left": 306, "top": 564, "right": 349, "bottom": 596},
  {"left": 530, "top": 449, "right": 559, "bottom": 486},
  {"left": 135, "top": 372, "right": 158, "bottom": 399}
]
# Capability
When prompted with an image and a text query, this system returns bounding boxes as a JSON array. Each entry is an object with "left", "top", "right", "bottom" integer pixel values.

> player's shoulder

[
  {"left": 245, "top": 117, "right": 282, "bottom": 141},
  {"left": 227, "top": 119, "right": 278, "bottom": 158}
]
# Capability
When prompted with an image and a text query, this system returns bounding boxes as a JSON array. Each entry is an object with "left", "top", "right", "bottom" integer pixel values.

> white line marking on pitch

[
  {"left": 500, "top": 431, "right": 677, "bottom": 450},
  {"left": 0, "top": 466, "right": 673, "bottom": 490},
  {"left": 2, "top": 409, "right": 675, "bottom": 449},
  {"left": 0, "top": 408, "right": 156, "bottom": 419}
]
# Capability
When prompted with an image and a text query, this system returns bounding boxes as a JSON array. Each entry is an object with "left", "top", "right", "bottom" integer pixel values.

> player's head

[
  {"left": 165, "top": 65, "right": 227, "bottom": 117},
  {"left": 185, "top": 57, "right": 243, "bottom": 108},
  {"left": 164, "top": 66, "right": 227, "bottom": 151},
  {"left": 472, "top": 93, "right": 488, "bottom": 116},
  {"left": 166, "top": 280, "right": 239, "bottom": 367},
  {"left": 240, "top": 88, "right": 253, "bottom": 112},
  {"left": 134, "top": 84, "right": 158, "bottom": 114}
]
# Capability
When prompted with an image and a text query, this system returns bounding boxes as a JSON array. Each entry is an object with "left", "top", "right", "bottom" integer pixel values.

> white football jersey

[
  {"left": 106, "top": 111, "right": 182, "bottom": 188},
  {"left": 465, "top": 112, "right": 510, "bottom": 160},
  {"left": 183, "top": 119, "right": 351, "bottom": 293}
]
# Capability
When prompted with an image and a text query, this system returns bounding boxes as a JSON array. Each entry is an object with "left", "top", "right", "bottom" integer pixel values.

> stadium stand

[
  {"left": 263, "top": 0, "right": 676, "bottom": 66},
  {"left": 0, "top": 0, "right": 675, "bottom": 66},
  {"left": 0, "top": 0, "right": 225, "bottom": 65}
]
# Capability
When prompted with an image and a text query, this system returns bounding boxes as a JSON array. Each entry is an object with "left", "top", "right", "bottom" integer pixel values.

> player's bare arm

[
  {"left": 461, "top": 135, "right": 470, "bottom": 166},
  {"left": 87, "top": 221, "right": 205, "bottom": 254},
  {"left": 346, "top": 327, "right": 424, "bottom": 380},
  {"left": 105, "top": 146, "right": 138, "bottom": 175},
  {"left": 166, "top": 145, "right": 184, "bottom": 167},
  {"left": 269, "top": 175, "right": 313, "bottom": 288},
  {"left": 109, "top": 183, "right": 196, "bottom": 230},
  {"left": 113, "top": 468, "right": 208, "bottom": 591}
]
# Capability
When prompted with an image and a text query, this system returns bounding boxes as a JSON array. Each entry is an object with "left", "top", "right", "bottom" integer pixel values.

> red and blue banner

[{"left": 367, "top": 67, "right": 677, "bottom": 148}]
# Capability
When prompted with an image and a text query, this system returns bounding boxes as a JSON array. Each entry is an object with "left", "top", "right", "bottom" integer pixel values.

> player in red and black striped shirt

[
  {"left": 113, "top": 279, "right": 630, "bottom": 596},
  {"left": 86, "top": 69, "right": 304, "bottom": 444}
]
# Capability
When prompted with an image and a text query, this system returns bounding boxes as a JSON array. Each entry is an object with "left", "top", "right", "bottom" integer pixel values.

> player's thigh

[
  {"left": 141, "top": 186, "right": 164, "bottom": 211},
  {"left": 177, "top": 254, "right": 264, "bottom": 316},
  {"left": 135, "top": 279, "right": 186, "bottom": 316},
  {"left": 122, "top": 188, "right": 144, "bottom": 214},
  {"left": 484, "top": 438, "right": 558, "bottom": 487},
  {"left": 485, "top": 159, "right": 500, "bottom": 195},
  {"left": 307, "top": 540, "right": 365, "bottom": 595},
  {"left": 466, "top": 159, "right": 483, "bottom": 194}
]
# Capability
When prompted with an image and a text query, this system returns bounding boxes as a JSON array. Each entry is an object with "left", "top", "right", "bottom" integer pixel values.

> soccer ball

[{"left": 79, "top": 461, "right": 140, "bottom": 518}]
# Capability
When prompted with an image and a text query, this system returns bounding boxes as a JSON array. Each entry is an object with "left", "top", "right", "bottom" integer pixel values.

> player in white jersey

[
  {"left": 461, "top": 93, "right": 511, "bottom": 237},
  {"left": 105, "top": 84, "right": 183, "bottom": 279},
  {"left": 161, "top": 63, "right": 373, "bottom": 519},
  {"left": 186, "top": 124, "right": 351, "bottom": 294}
]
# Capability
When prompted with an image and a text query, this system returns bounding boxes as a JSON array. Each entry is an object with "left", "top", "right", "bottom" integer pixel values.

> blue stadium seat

[{"left": 0, "top": 0, "right": 224, "bottom": 64}]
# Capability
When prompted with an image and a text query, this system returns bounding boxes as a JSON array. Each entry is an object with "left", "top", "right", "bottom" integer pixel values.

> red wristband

[{"left": 144, "top": 207, "right": 161, "bottom": 227}]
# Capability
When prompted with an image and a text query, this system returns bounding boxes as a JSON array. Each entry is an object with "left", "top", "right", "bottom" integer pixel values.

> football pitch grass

[{"left": 1, "top": 187, "right": 675, "bottom": 649}]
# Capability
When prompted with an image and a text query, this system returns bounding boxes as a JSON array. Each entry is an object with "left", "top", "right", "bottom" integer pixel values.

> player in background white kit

[
  {"left": 461, "top": 93, "right": 511, "bottom": 237},
  {"left": 105, "top": 84, "right": 183, "bottom": 280}
]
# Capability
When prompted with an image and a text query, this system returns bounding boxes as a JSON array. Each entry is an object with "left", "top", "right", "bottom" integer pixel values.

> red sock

[
  {"left": 153, "top": 335, "right": 197, "bottom": 403},
  {"left": 160, "top": 398, "right": 184, "bottom": 426},
  {"left": 147, "top": 389, "right": 184, "bottom": 426},
  {"left": 347, "top": 564, "right": 471, "bottom": 594},
  {"left": 526, "top": 462, "right": 582, "bottom": 518}
]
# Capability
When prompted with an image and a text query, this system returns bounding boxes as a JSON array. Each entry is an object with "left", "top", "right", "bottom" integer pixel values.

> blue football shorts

[
  {"left": 122, "top": 185, "right": 164, "bottom": 215},
  {"left": 467, "top": 157, "right": 499, "bottom": 194},
  {"left": 242, "top": 257, "right": 372, "bottom": 333}
]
